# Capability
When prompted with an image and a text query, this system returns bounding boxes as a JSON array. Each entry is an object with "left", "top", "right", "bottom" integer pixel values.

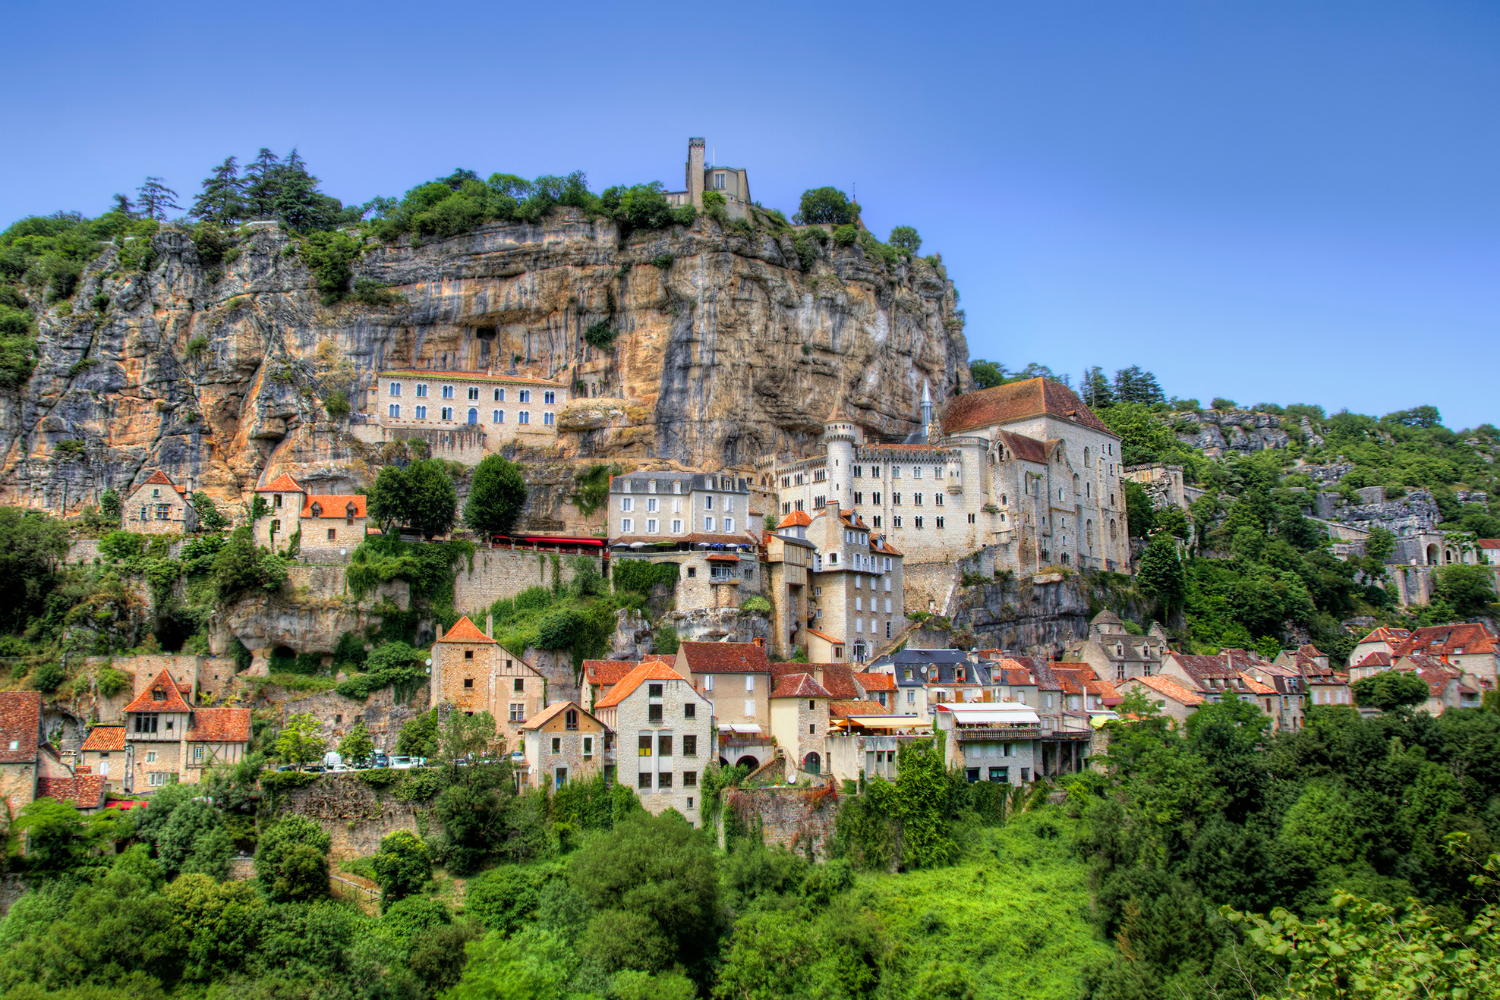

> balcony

[{"left": 953, "top": 727, "right": 1043, "bottom": 741}]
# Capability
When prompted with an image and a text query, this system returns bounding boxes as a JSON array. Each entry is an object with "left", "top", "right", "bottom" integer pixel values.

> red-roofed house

[
  {"left": 1479, "top": 539, "right": 1500, "bottom": 566},
  {"left": 253, "top": 473, "right": 368, "bottom": 557},
  {"left": 122, "top": 669, "right": 251, "bottom": 793},
  {"left": 1348, "top": 627, "right": 1412, "bottom": 670},
  {"left": 36, "top": 773, "right": 108, "bottom": 812},
  {"left": 79, "top": 726, "right": 127, "bottom": 794},
  {"left": 582, "top": 660, "right": 638, "bottom": 713},
  {"left": 430, "top": 616, "right": 544, "bottom": 750},
  {"left": 1116, "top": 675, "right": 1204, "bottom": 724},
  {"left": 591, "top": 662, "right": 713, "bottom": 825},
  {"left": 1392, "top": 624, "right": 1500, "bottom": 687},
  {"left": 676, "top": 640, "right": 772, "bottom": 732},
  {"left": 121, "top": 470, "right": 196, "bottom": 535},
  {"left": 0, "top": 691, "right": 44, "bottom": 817},
  {"left": 517, "top": 701, "right": 607, "bottom": 790},
  {"left": 769, "top": 672, "right": 833, "bottom": 775},
  {"left": 853, "top": 671, "right": 896, "bottom": 709}
]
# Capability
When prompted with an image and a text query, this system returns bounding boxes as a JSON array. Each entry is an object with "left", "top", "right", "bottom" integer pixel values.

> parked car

[
  {"left": 372, "top": 751, "right": 390, "bottom": 769},
  {"left": 388, "top": 756, "right": 419, "bottom": 769}
]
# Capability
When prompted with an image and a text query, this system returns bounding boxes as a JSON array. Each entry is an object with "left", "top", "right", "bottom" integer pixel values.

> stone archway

[
  {"left": 1427, "top": 544, "right": 1440, "bottom": 565},
  {"left": 802, "top": 752, "right": 822, "bottom": 775},
  {"left": 735, "top": 755, "right": 760, "bottom": 770}
]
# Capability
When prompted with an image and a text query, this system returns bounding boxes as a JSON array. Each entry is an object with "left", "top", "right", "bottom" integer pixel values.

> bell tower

[{"left": 687, "top": 138, "right": 706, "bottom": 209}]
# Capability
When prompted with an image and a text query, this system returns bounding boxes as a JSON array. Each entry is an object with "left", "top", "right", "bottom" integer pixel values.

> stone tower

[
  {"left": 822, "top": 403, "right": 860, "bottom": 508},
  {"left": 687, "top": 138, "right": 706, "bottom": 209}
]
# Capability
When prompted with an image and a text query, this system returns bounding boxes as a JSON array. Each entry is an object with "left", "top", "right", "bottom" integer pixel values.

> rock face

[
  {"left": 6, "top": 212, "right": 968, "bottom": 514},
  {"left": 1172, "top": 409, "right": 1290, "bottom": 457}
]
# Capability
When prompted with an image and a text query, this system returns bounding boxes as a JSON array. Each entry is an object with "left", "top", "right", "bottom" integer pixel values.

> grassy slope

[{"left": 856, "top": 811, "right": 1108, "bottom": 1000}]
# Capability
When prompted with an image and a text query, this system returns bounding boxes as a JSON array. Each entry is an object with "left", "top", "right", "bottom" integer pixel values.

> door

[{"left": 468, "top": 408, "right": 479, "bottom": 425}]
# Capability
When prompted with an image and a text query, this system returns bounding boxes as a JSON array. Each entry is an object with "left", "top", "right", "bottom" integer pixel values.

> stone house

[
  {"left": 0, "top": 691, "right": 43, "bottom": 817},
  {"left": 121, "top": 470, "right": 196, "bottom": 535},
  {"left": 366, "top": 369, "right": 569, "bottom": 465},
  {"left": 757, "top": 378, "right": 1131, "bottom": 576},
  {"left": 121, "top": 670, "right": 251, "bottom": 792},
  {"left": 1413, "top": 663, "right": 1482, "bottom": 715},
  {"left": 1391, "top": 624, "right": 1499, "bottom": 688},
  {"left": 252, "top": 473, "right": 367, "bottom": 558},
  {"left": 591, "top": 662, "right": 714, "bottom": 826},
  {"left": 768, "top": 672, "right": 832, "bottom": 776},
  {"left": 518, "top": 701, "right": 607, "bottom": 790},
  {"left": 581, "top": 659, "right": 638, "bottom": 713},
  {"left": 429, "top": 616, "right": 546, "bottom": 751},
  {"left": 873, "top": 648, "right": 972, "bottom": 718},
  {"left": 986, "top": 659, "right": 1041, "bottom": 708},
  {"left": 676, "top": 640, "right": 772, "bottom": 732},
  {"left": 852, "top": 670, "right": 896, "bottom": 710},
  {"left": 36, "top": 773, "right": 108, "bottom": 812},
  {"left": 1306, "top": 671, "right": 1353, "bottom": 709},
  {"left": 763, "top": 511, "right": 816, "bottom": 658},
  {"left": 1069, "top": 611, "right": 1168, "bottom": 682},
  {"left": 79, "top": 725, "right": 127, "bottom": 794},
  {"left": 1347, "top": 628, "right": 1411, "bottom": 668},
  {"left": 1239, "top": 662, "right": 1308, "bottom": 732},
  {"left": 664, "top": 137, "right": 753, "bottom": 219},
  {"left": 791, "top": 505, "right": 905, "bottom": 665},
  {"left": 1115, "top": 674, "right": 1204, "bottom": 725},
  {"left": 933, "top": 702, "right": 1043, "bottom": 784}
]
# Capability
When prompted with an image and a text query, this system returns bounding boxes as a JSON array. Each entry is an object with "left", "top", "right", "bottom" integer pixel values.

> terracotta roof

[
  {"left": 584, "top": 660, "right": 637, "bottom": 686},
  {"left": 1355, "top": 651, "right": 1393, "bottom": 668},
  {"left": 123, "top": 670, "right": 192, "bottom": 714},
  {"left": 381, "top": 368, "right": 564, "bottom": 387},
  {"left": 870, "top": 535, "right": 903, "bottom": 556},
  {"left": 995, "top": 429, "right": 1052, "bottom": 464},
  {"left": 1166, "top": 652, "right": 1238, "bottom": 682},
  {"left": 1128, "top": 675, "right": 1204, "bottom": 706},
  {"left": 1478, "top": 539, "right": 1500, "bottom": 550},
  {"left": 831, "top": 700, "right": 890, "bottom": 719},
  {"left": 804, "top": 628, "right": 844, "bottom": 645},
  {"left": 80, "top": 726, "right": 127, "bottom": 752},
  {"left": 641, "top": 653, "right": 675, "bottom": 665},
  {"left": 143, "top": 470, "right": 176, "bottom": 486},
  {"left": 994, "top": 666, "right": 1035, "bottom": 685},
  {"left": 258, "top": 473, "right": 304, "bottom": 493},
  {"left": 1394, "top": 624, "right": 1499, "bottom": 658},
  {"left": 594, "top": 662, "right": 688, "bottom": 709},
  {"left": 706, "top": 553, "right": 740, "bottom": 562},
  {"left": 942, "top": 377, "right": 1113, "bottom": 435},
  {"left": 778, "top": 511, "right": 813, "bottom": 528},
  {"left": 188, "top": 707, "right": 251, "bottom": 743},
  {"left": 519, "top": 701, "right": 600, "bottom": 731},
  {"left": 1091, "top": 610, "right": 1123, "bottom": 626},
  {"left": 679, "top": 640, "right": 770, "bottom": 674},
  {"left": 37, "top": 775, "right": 107, "bottom": 808},
  {"left": 853, "top": 671, "right": 896, "bottom": 692},
  {"left": 770, "top": 672, "right": 834, "bottom": 699},
  {"left": 302, "top": 495, "right": 367, "bottom": 519},
  {"left": 436, "top": 616, "right": 496, "bottom": 644},
  {"left": 0, "top": 691, "right": 41, "bottom": 763},
  {"left": 1238, "top": 674, "right": 1276, "bottom": 696},
  {"left": 1297, "top": 643, "right": 1327, "bottom": 657},
  {"left": 1357, "top": 627, "right": 1411, "bottom": 644}
]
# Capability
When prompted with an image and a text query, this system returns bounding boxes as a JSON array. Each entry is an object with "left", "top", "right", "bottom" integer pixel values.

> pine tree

[
  {"left": 110, "top": 193, "right": 135, "bottom": 218},
  {"left": 271, "top": 149, "right": 325, "bottom": 232},
  {"left": 135, "top": 177, "right": 181, "bottom": 221},
  {"left": 242, "top": 148, "right": 283, "bottom": 219},
  {"left": 1081, "top": 366, "right": 1115, "bottom": 409},
  {"left": 190, "top": 156, "right": 245, "bottom": 224},
  {"left": 1113, "top": 366, "right": 1165, "bottom": 405}
]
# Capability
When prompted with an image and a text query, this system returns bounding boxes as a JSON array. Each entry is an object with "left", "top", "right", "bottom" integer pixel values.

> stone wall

[
  {"left": 904, "top": 561, "right": 961, "bottom": 616},
  {"left": 274, "top": 772, "right": 438, "bottom": 860},
  {"left": 278, "top": 685, "right": 432, "bottom": 752},
  {"left": 452, "top": 547, "right": 602, "bottom": 617},
  {"left": 720, "top": 785, "right": 842, "bottom": 861},
  {"left": 656, "top": 607, "right": 770, "bottom": 645}
]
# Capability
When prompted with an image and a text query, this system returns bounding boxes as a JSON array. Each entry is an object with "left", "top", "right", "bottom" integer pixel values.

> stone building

[
  {"left": 591, "top": 662, "right": 714, "bottom": 826},
  {"left": 768, "top": 672, "right": 833, "bottom": 776},
  {"left": 0, "top": 691, "right": 43, "bottom": 817},
  {"left": 252, "top": 473, "right": 368, "bottom": 557},
  {"left": 933, "top": 702, "right": 1043, "bottom": 784},
  {"left": 1068, "top": 611, "right": 1168, "bottom": 682},
  {"left": 675, "top": 640, "right": 772, "bottom": 733},
  {"left": 757, "top": 378, "right": 1130, "bottom": 575},
  {"left": 664, "top": 137, "right": 752, "bottom": 220},
  {"left": 120, "top": 670, "right": 251, "bottom": 792},
  {"left": 363, "top": 369, "right": 569, "bottom": 464},
  {"left": 79, "top": 725, "right": 127, "bottom": 794},
  {"left": 763, "top": 512, "right": 816, "bottom": 659},
  {"left": 1122, "top": 464, "right": 1205, "bottom": 512},
  {"left": 428, "top": 616, "right": 546, "bottom": 750},
  {"left": 1115, "top": 675, "right": 1203, "bottom": 725},
  {"left": 517, "top": 701, "right": 608, "bottom": 790},
  {"left": 121, "top": 470, "right": 196, "bottom": 535},
  {"left": 781, "top": 506, "right": 904, "bottom": 665}
]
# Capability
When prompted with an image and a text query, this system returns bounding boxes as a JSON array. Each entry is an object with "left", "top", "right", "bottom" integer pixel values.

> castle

[
  {"left": 756, "top": 378, "right": 1132, "bottom": 574},
  {"left": 664, "top": 137, "right": 753, "bottom": 220}
]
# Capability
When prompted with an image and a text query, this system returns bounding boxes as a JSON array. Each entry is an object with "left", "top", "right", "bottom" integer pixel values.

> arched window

[
  {"left": 1110, "top": 519, "right": 1118, "bottom": 541},
  {"left": 1086, "top": 520, "right": 1093, "bottom": 548},
  {"left": 1084, "top": 447, "right": 1091, "bottom": 468},
  {"left": 467, "top": 408, "right": 478, "bottom": 425}
]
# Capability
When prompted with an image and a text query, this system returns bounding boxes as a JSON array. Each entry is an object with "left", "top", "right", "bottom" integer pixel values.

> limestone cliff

[{"left": 5, "top": 211, "right": 968, "bottom": 513}]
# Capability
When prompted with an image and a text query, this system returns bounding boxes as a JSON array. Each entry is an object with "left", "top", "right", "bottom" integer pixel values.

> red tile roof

[
  {"left": 777, "top": 511, "right": 813, "bottom": 528},
  {"left": 188, "top": 708, "right": 251, "bottom": 743},
  {"left": 1128, "top": 675, "right": 1205, "bottom": 706},
  {"left": 1166, "top": 652, "right": 1239, "bottom": 682},
  {"left": 37, "top": 775, "right": 107, "bottom": 808},
  {"left": 995, "top": 430, "right": 1051, "bottom": 464},
  {"left": 853, "top": 671, "right": 896, "bottom": 691},
  {"left": 382, "top": 368, "right": 564, "bottom": 387},
  {"left": 594, "top": 662, "right": 688, "bottom": 709},
  {"left": 1357, "top": 627, "right": 1411, "bottom": 645},
  {"left": 831, "top": 700, "right": 890, "bottom": 719},
  {"left": 641, "top": 653, "right": 675, "bottom": 665},
  {"left": 584, "top": 660, "right": 637, "bottom": 687},
  {"left": 941, "top": 377, "right": 1112, "bottom": 435},
  {"left": 804, "top": 628, "right": 843, "bottom": 645},
  {"left": 0, "top": 691, "right": 41, "bottom": 763},
  {"left": 1478, "top": 539, "right": 1500, "bottom": 550},
  {"left": 143, "top": 470, "right": 176, "bottom": 486},
  {"left": 771, "top": 663, "right": 864, "bottom": 699},
  {"left": 436, "top": 616, "right": 496, "bottom": 644},
  {"left": 870, "top": 535, "right": 903, "bottom": 556},
  {"left": 770, "top": 672, "right": 834, "bottom": 699},
  {"left": 80, "top": 726, "right": 127, "bottom": 752},
  {"left": 258, "top": 473, "right": 304, "bottom": 493},
  {"left": 302, "top": 495, "right": 367, "bottom": 519},
  {"left": 1355, "top": 651, "right": 1393, "bottom": 668},
  {"left": 519, "top": 701, "right": 601, "bottom": 731},
  {"left": 1393, "top": 624, "right": 1499, "bottom": 658},
  {"left": 1238, "top": 674, "right": 1276, "bottom": 696},
  {"left": 679, "top": 641, "right": 771, "bottom": 674},
  {"left": 123, "top": 670, "right": 192, "bottom": 714}
]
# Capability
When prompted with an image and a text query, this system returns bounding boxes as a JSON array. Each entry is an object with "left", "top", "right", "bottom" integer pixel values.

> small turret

[{"left": 921, "top": 380, "right": 933, "bottom": 441}]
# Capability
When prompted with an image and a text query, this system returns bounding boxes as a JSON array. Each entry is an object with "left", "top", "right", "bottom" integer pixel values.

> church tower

[{"left": 687, "top": 138, "right": 706, "bottom": 209}]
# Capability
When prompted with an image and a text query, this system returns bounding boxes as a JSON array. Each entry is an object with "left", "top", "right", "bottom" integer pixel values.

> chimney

[{"left": 486, "top": 613, "right": 494, "bottom": 638}]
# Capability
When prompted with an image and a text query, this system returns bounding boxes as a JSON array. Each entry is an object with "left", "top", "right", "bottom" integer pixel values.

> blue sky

[{"left": 4, "top": 1, "right": 1496, "bottom": 426}]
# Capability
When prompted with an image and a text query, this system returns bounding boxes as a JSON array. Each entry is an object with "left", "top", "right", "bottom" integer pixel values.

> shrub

[
  {"left": 650, "top": 253, "right": 674, "bottom": 269},
  {"left": 599, "top": 182, "right": 678, "bottom": 238},
  {"left": 191, "top": 222, "right": 231, "bottom": 267},
  {"left": 90, "top": 292, "right": 110, "bottom": 312},
  {"left": 295, "top": 230, "right": 362, "bottom": 305},
  {"left": 30, "top": 660, "right": 65, "bottom": 692},
  {"left": 53, "top": 439, "right": 85, "bottom": 457},
  {"left": 372, "top": 830, "right": 432, "bottom": 911},
  {"left": 795, "top": 188, "right": 858, "bottom": 226},
  {"left": 1210, "top": 397, "right": 1236, "bottom": 411},
  {"left": 654, "top": 625, "right": 680, "bottom": 656},
  {"left": 583, "top": 321, "right": 617, "bottom": 350},
  {"left": 323, "top": 390, "right": 350, "bottom": 418},
  {"left": 351, "top": 279, "right": 405, "bottom": 306},
  {"left": 96, "top": 666, "right": 131, "bottom": 698},
  {"left": 792, "top": 235, "right": 817, "bottom": 271},
  {"left": 833, "top": 224, "right": 858, "bottom": 247},
  {"left": 740, "top": 594, "right": 772, "bottom": 614},
  {"left": 0, "top": 301, "right": 39, "bottom": 387},
  {"left": 536, "top": 608, "right": 585, "bottom": 649},
  {"left": 514, "top": 585, "right": 552, "bottom": 611},
  {"left": 612, "top": 559, "right": 680, "bottom": 596}
]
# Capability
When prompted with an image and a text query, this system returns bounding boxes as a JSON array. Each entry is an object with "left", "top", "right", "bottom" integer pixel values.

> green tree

[
  {"left": 1123, "top": 479, "right": 1156, "bottom": 538},
  {"left": 210, "top": 526, "right": 287, "bottom": 599},
  {"left": 190, "top": 492, "right": 229, "bottom": 531},
  {"left": 135, "top": 177, "right": 180, "bottom": 221},
  {"left": 190, "top": 158, "right": 245, "bottom": 225},
  {"left": 440, "top": 709, "right": 505, "bottom": 767},
  {"left": 1137, "top": 533, "right": 1186, "bottom": 619},
  {"left": 445, "top": 926, "right": 586, "bottom": 1000},
  {"left": 337, "top": 721, "right": 375, "bottom": 766},
  {"left": 275, "top": 712, "right": 327, "bottom": 768},
  {"left": 537, "top": 608, "right": 584, "bottom": 649},
  {"left": 887, "top": 226, "right": 921, "bottom": 253},
  {"left": 369, "top": 460, "right": 458, "bottom": 539},
  {"left": 0, "top": 507, "right": 68, "bottom": 631},
  {"left": 1352, "top": 670, "right": 1430, "bottom": 712},
  {"left": 99, "top": 487, "right": 121, "bottom": 519},
  {"left": 1080, "top": 366, "right": 1116, "bottom": 409},
  {"left": 396, "top": 709, "right": 442, "bottom": 759},
  {"left": 372, "top": 830, "right": 432, "bottom": 911},
  {"left": 969, "top": 359, "right": 1007, "bottom": 389},
  {"left": 794, "top": 187, "right": 858, "bottom": 226},
  {"left": 464, "top": 454, "right": 529, "bottom": 539},
  {"left": 242, "top": 149, "right": 283, "bottom": 219},
  {"left": 1434, "top": 563, "right": 1496, "bottom": 615},
  {"left": 1365, "top": 525, "right": 1396, "bottom": 562},
  {"left": 254, "top": 814, "right": 331, "bottom": 902},
  {"left": 14, "top": 799, "right": 96, "bottom": 880}
]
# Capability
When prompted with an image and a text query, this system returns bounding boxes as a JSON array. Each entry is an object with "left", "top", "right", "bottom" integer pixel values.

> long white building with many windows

[{"left": 361, "top": 369, "right": 568, "bottom": 463}]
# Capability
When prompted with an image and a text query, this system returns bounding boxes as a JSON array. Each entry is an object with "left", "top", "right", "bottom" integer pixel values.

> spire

[{"left": 921, "top": 379, "right": 933, "bottom": 440}]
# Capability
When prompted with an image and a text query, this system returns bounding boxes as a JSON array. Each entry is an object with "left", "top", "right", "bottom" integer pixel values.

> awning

[
  {"left": 935, "top": 705, "right": 1042, "bottom": 724},
  {"left": 843, "top": 716, "right": 932, "bottom": 729},
  {"left": 720, "top": 723, "right": 762, "bottom": 735},
  {"left": 706, "top": 553, "right": 740, "bottom": 562}
]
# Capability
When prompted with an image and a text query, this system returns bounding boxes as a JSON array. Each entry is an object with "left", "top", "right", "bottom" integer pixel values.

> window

[
  {"left": 914, "top": 517, "right": 924, "bottom": 529},
  {"left": 468, "top": 386, "right": 479, "bottom": 400},
  {"left": 544, "top": 391, "right": 556, "bottom": 404},
  {"left": 193, "top": 745, "right": 205, "bottom": 762},
  {"left": 745, "top": 675, "right": 755, "bottom": 692},
  {"left": 684, "top": 703, "right": 696, "bottom": 719},
  {"left": 510, "top": 704, "right": 524, "bottom": 722},
  {"left": 621, "top": 518, "right": 633, "bottom": 533},
  {"left": 658, "top": 771, "right": 674, "bottom": 789},
  {"left": 389, "top": 383, "right": 401, "bottom": 396},
  {"left": 907, "top": 689, "right": 915, "bottom": 704},
  {"left": 519, "top": 390, "right": 531, "bottom": 403},
  {"left": 687, "top": 566, "right": 696, "bottom": 577},
  {"left": 583, "top": 736, "right": 594, "bottom": 758},
  {"left": 671, "top": 519, "right": 683, "bottom": 533},
  {"left": 683, "top": 733, "right": 697, "bottom": 756},
  {"left": 648, "top": 703, "right": 663, "bottom": 723},
  {"left": 134, "top": 713, "right": 159, "bottom": 734},
  {"left": 388, "top": 403, "right": 400, "bottom": 418},
  {"left": 854, "top": 492, "right": 863, "bottom": 505},
  {"left": 415, "top": 405, "right": 427, "bottom": 419},
  {"left": 442, "top": 385, "right": 453, "bottom": 398},
  {"left": 467, "top": 408, "right": 478, "bottom": 424},
  {"left": 646, "top": 498, "right": 658, "bottom": 512},
  {"left": 416, "top": 383, "right": 428, "bottom": 397},
  {"left": 914, "top": 493, "right": 922, "bottom": 506},
  {"left": 646, "top": 519, "right": 658, "bottom": 533},
  {"left": 935, "top": 493, "right": 943, "bottom": 506},
  {"left": 519, "top": 411, "right": 529, "bottom": 424},
  {"left": 552, "top": 737, "right": 561, "bottom": 754},
  {"left": 873, "top": 515, "right": 882, "bottom": 527},
  {"left": 146, "top": 750, "right": 157, "bottom": 762},
  {"left": 493, "top": 409, "right": 502, "bottom": 422},
  {"left": 440, "top": 406, "right": 452, "bottom": 420},
  {"left": 703, "top": 675, "right": 714, "bottom": 692},
  {"left": 936, "top": 517, "right": 945, "bottom": 528},
  {"left": 658, "top": 734, "right": 673, "bottom": 756},
  {"left": 744, "top": 698, "right": 755, "bottom": 717},
  {"left": 496, "top": 388, "right": 505, "bottom": 401},
  {"left": 893, "top": 493, "right": 901, "bottom": 505},
  {"left": 638, "top": 772, "right": 652, "bottom": 789},
  {"left": 565, "top": 709, "right": 578, "bottom": 730},
  {"left": 705, "top": 495, "right": 714, "bottom": 510},
  {"left": 724, "top": 517, "right": 734, "bottom": 532},
  {"left": 621, "top": 497, "right": 634, "bottom": 512},
  {"left": 968, "top": 512, "right": 976, "bottom": 523},
  {"left": 149, "top": 771, "right": 166, "bottom": 786},
  {"left": 544, "top": 412, "right": 554, "bottom": 426},
  {"left": 514, "top": 678, "right": 524, "bottom": 692},
  {"left": 683, "top": 770, "right": 697, "bottom": 787},
  {"left": 638, "top": 734, "right": 653, "bottom": 756}
]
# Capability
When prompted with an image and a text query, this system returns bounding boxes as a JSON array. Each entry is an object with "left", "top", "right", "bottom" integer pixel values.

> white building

[{"left": 365, "top": 369, "right": 568, "bottom": 464}]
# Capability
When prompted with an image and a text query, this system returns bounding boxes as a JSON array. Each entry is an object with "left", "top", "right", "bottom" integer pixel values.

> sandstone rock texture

[{"left": 7, "top": 212, "right": 969, "bottom": 515}]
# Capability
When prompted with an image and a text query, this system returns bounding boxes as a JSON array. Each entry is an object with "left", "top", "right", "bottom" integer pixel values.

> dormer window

[{"left": 310, "top": 502, "right": 322, "bottom": 517}]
